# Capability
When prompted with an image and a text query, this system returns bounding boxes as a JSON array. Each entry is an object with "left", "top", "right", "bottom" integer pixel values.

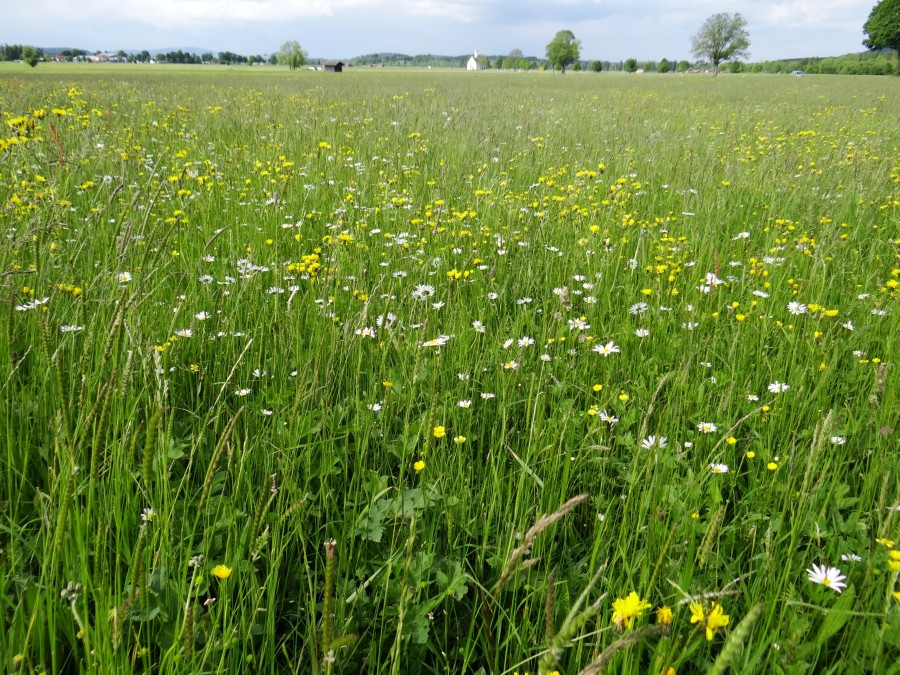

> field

[{"left": 1, "top": 64, "right": 898, "bottom": 674}]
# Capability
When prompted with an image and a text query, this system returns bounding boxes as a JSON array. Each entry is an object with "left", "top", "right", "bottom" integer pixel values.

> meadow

[{"left": 0, "top": 63, "right": 898, "bottom": 674}]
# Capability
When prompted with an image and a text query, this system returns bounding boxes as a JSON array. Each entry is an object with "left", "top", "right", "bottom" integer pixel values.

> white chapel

[{"left": 466, "top": 50, "right": 481, "bottom": 71}]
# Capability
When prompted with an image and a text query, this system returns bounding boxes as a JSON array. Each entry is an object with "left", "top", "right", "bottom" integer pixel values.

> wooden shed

[{"left": 323, "top": 60, "right": 345, "bottom": 73}]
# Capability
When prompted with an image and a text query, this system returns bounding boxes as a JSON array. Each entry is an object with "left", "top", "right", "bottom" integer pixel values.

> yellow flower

[
  {"left": 656, "top": 605, "right": 673, "bottom": 626},
  {"left": 433, "top": 425, "right": 446, "bottom": 439},
  {"left": 612, "top": 591, "right": 652, "bottom": 630},
  {"left": 888, "top": 550, "right": 900, "bottom": 571},
  {"left": 689, "top": 602, "right": 705, "bottom": 625},
  {"left": 211, "top": 564, "right": 232, "bottom": 580},
  {"left": 767, "top": 462, "right": 778, "bottom": 471},
  {"left": 618, "top": 392, "right": 629, "bottom": 402},
  {"left": 746, "top": 451, "right": 756, "bottom": 459},
  {"left": 413, "top": 459, "right": 425, "bottom": 472},
  {"left": 453, "top": 435, "right": 466, "bottom": 445},
  {"left": 726, "top": 436, "right": 737, "bottom": 445},
  {"left": 592, "top": 383, "right": 603, "bottom": 392},
  {"left": 704, "top": 603, "right": 729, "bottom": 641}
]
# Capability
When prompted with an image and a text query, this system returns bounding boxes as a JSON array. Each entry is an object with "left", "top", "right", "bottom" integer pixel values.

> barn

[{"left": 324, "top": 60, "right": 346, "bottom": 73}]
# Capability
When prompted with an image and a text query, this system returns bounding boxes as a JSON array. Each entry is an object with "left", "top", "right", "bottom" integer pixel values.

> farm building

[{"left": 324, "top": 60, "right": 345, "bottom": 73}]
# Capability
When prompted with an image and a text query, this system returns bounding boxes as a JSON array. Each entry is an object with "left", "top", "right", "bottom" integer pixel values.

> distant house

[
  {"left": 466, "top": 50, "right": 480, "bottom": 71},
  {"left": 323, "top": 60, "right": 345, "bottom": 73}
]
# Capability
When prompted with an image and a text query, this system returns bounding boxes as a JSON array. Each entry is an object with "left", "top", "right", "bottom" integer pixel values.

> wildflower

[
  {"left": 593, "top": 341, "right": 621, "bottom": 357},
  {"left": 15, "top": 297, "right": 50, "bottom": 312},
  {"left": 767, "top": 461, "right": 778, "bottom": 471},
  {"left": 635, "top": 328, "right": 650, "bottom": 337},
  {"left": 60, "top": 325, "right": 85, "bottom": 333},
  {"left": 457, "top": 400, "right": 472, "bottom": 409},
  {"left": 710, "top": 463, "right": 730, "bottom": 474},
  {"left": 568, "top": 316, "right": 591, "bottom": 331},
  {"left": 746, "top": 451, "right": 756, "bottom": 459},
  {"left": 656, "top": 605, "right": 673, "bottom": 626},
  {"left": 117, "top": 272, "right": 132, "bottom": 283},
  {"left": 540, "top": 353, "right": 552, "bottom": 362},
  {"left": 611, "top": 591, "right": 652, "bottom": 630},
  {"left": 806, "top": 564, "right": 847, "bottom": 593},
  {"left": 726, "top": 436, "right": 737, "bottom": 445},
  {"left": 175, "top": 329, "right": 193, "bottom": 338},
  {"left": 888, "top": 551, "right": 900, "bottom": 571},
  {"left": 195, "top": 311, "right": 211, "bottom": 321},
  {"left": 454, "top": 435, "right": 466, "bottom": 445},
  {"left": 629, "top": 302, "right": 648, "bottom": 315},
  {"left": 841, "top": 553, "right": 862, "bottom": 563},
  {"left": 472, "top": 320, "right": 486, "bottom": 333},
  {"left": 598, "top": 410, "right": 618, "bottom": 425},
  {"left": 355, "top": 327, "right": 376, "bottom": 338},
  {"left": 704, "top": 603, "right": 730, "bottom": 640},
  {"left": 413, "top": 459, "right": 425, "bottom": 472},
  {"left": 503, "top": 360, "right": 519, "bottom": 370},
  {"left": 367, "top": 403, "right": 382, "bottom": 412},
  {"left": 697, "top": 422, "right": 717, "bottom": 433},
  {"left": 788, "top": 302, "right": 807, "bottom": 315},
  {"left": 617, "top": 392, "right": 629, "bottom": 402},
  {"left": 830, "top": 436, "right": 846, "bottom": 445},
  {"left": 592, "top": 384, "right": 603, "bottom": 392},
  {"left": 141, "top": 507, "right": 155, "bottom": 522},
  {"left": 641, "top": 435, "right": 668, "bottom": 449},
  {"left": 211, "top": 564, "right": 233, "bottom": 580},
  {"left": 422, "top": 335, "right": 451, "bottom": 348},
  {"left": 411, "top": 284, "right": 435, "bottom": 300},
  {"left": 768, "top": 381, "right": 790, "bottom": 393},
  {"left": 234, "top": 388, "right": 251, "bottom": 397},
  {"left": 433, "top": 426, "right": 446, "bottom": 439},
  {"left": 481, "top": 392, "right": 495, "bottom": 400}
]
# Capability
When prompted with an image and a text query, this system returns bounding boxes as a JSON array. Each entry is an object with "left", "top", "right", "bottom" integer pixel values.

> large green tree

[
  {"left": 545, "top": 30, "right": 581, "bottom": 73},
  {"left": 690, "top": 13, "right": 750, "bottom": 76},
  {"left": 863, "top": 0, "right": 900, "bottom": 74},
  {"left": 278, "top": 40, "right": 307, "bottom": 71}
]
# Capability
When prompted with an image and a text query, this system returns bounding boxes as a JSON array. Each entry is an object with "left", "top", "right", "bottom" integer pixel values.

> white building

[{"left": 466, "top": 50, "right": 480, "bottom": 71}]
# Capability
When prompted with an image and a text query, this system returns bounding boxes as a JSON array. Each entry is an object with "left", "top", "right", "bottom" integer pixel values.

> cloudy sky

[{"left": 3, "top": 0, "right": 876, "bottom": 62}]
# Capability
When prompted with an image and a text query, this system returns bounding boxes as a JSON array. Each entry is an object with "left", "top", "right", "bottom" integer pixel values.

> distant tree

[
  {"left": 138, "top": 50, "right": 151, "bottom": 63},
  {"left": 201, "top": 52, "right": 214, "bottom": 63},
  {"left": 863, "top": 0, "right": 900, "bottom": 74},
  {"left": 507, "top": 48, "right": 524, "bottom": 63},
  {"left": 590, "top": 60, "right": 602, "bottom": 72},
  {"left": 477, "top": 54, "right": 491, "bottom": 69},
  {"left": 545, "top": 30, "right": 581, "bottom": 73},
  {"left": 690, "top": 13, "right": 750, "bottom": 76},
  {"left": 278, "top": 40, "right": 307, "bottom": 71},
  {"left": 493, "top": 56, "right": 504, "bottom": 70},
  {"left": 624, "top": 58, "right": 638, "bottom": 73},
  {"left": 22, "top": 46, "right": 41, "bottom": 68},
  {"left": 572, "top": 60, "right": 582, "bottom": 71},
  {"left": 677, "top": 60, "right": 691, "bottom": 72},
  {"left": 658, "top": 58, "right": 672, "bottom": 73},
  {"left": 268, "top": 54, "right": 279, "bottom": 65}
]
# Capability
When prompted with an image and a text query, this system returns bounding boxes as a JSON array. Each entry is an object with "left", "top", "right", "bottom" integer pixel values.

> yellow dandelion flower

[
  {"left": 433, "top": 425, "right": 446, "bottom": 439},
  {"left": 656, "top": 605, "right": 673, "bottom": 626},
  {"left": 612, "top": 591, "right": 652, "bottom": 630},
  {"left": 211, "top": 564, "right": 232, "bottom": 580}
]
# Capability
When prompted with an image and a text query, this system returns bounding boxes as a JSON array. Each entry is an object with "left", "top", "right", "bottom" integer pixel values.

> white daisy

[{"left": 806, "top": 564, "right": 847, "bottom": 593}]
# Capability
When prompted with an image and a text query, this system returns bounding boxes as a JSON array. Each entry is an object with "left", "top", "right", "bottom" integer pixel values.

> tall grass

[{"left": 0, "top": 65, "right": 897, "bottom": 673}]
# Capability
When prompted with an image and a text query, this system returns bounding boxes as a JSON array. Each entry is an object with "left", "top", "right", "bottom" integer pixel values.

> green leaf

[
  {"left": 436, "top": 560, "right": 469, "bottom": 600},
  {"left": 816, "top": 584, "right": 855, "bottom": 643}
]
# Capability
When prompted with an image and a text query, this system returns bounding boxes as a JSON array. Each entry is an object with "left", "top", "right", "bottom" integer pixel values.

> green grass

[{"left": 1, "top": 66, "right": 898, "bottom": 674}]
